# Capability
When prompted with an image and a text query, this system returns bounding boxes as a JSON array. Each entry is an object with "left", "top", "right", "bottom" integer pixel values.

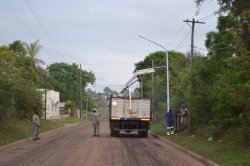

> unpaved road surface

[{"left": 0, "top": 118, "right": 217, "bottom": 166}]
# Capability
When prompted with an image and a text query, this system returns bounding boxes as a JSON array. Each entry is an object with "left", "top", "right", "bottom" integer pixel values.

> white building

[
  {"left": 45, "top": 90, "right": 60, "bottom": 119},
  {"left": 38, "top": 89, "right": 60, "bottom": 119}
]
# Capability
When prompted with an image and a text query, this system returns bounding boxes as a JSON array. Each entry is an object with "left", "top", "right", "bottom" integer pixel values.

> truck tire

[
  {"left": 110, "top": 129, "right": 114, "bottom": 137},
  {"left": 114, "top": 130, "right": 120, "bottom": 137},
  {"left": 139, "top": 131, "right": 148, "bottom": 137}
]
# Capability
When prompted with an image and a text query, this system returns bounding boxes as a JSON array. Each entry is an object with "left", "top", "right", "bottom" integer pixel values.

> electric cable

[
  {"left": 3, "top": 0, "right": 38, "bottom": 40},
  {"left": 24, "top": 0, "right": 63, "bottom": 59},
  {"left": 174, "top": 29, "right": 191, "bottom": 50}
]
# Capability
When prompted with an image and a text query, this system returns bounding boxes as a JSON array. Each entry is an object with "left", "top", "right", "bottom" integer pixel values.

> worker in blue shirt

[{"left": 166, "top": 109, "right": 174, "bottom": 135}]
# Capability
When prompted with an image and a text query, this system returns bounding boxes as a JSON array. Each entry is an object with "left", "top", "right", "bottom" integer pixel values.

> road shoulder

[{"left": 149, "top": 131, "right": 221, "bottom": 166}]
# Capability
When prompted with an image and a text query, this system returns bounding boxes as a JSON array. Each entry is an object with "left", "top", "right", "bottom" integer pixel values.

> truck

[
  {"left": 109, "top": 66, "right": 164, "bottom": 137},
  {"left": 109, "top": 95, "right": 151, "bottom": 137}
]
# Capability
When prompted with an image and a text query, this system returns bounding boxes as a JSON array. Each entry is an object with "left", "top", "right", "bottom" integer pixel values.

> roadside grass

[
  {"left": 150, "top": 123, "right": 250, "bottom": 166},
  {"left": 0, "top": 117, "right": 83, "bottom": 147}
]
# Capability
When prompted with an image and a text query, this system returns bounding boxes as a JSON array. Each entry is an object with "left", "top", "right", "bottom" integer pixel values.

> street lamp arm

[
  {"left": 139, "top": 35, "right": 170, "bottom": 113},
  {"left": 139, "top": 35, "right": 167, "bottom": 52}
]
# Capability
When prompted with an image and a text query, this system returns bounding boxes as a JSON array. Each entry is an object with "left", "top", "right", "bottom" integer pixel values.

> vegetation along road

[{"left": 0, "top": 118, "right": 219, "bottom": 166}]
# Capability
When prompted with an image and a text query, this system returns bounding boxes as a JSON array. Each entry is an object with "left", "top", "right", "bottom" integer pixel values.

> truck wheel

[
  {"left": 139, "top": 131, "right": 148, "bottom": 137},
  {"left": 114, "top": 130, "right": 120, "bottom": 137},
  {"left": 111, "top": 129, "right": 115, "bottom": 137}
]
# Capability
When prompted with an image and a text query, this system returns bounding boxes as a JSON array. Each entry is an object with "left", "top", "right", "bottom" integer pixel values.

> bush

[{"left": 64, "top": 100, "right": 76, "bottom": 117}]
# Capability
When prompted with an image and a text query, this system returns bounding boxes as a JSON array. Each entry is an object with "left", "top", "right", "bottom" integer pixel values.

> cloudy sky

[{"left": 0, "top": 0, "right": 219, "bottom": 92}]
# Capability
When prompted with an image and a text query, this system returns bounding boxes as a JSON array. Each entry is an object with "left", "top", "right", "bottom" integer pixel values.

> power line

[
  {"left": 3, "top": 0, "right": 38, "bottom": 40},
  {"left": 174, "top": 29, "right": 191, "bottom": 50},
  {"left": 3, "top": 0, "right": 59, "bottom": 65},
  {"left": 198, "top": 0, "right": 214, "bottom": 14},
  {"left": 24, "top": 0, "right": 62, "bottom": 58},
  {"left": 194, "top": 46, "right": 208, "bottom": 51},
  {"left": 200, "top": 0, "right": 213, "bottom": 10},
  {"left": 198, "top": 12, "right": 217, "bottom": 21},
  {"left": 82, "top": 62, "right": 134, "bottom": 65},
  {"left": 194, "top": 45, "right": 232, "bottom": 51},
  {"left": 167, "top": 24, "right": 186, "bottom": 47}
]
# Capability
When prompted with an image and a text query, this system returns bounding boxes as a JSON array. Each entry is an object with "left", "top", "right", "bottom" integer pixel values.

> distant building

[
  {"left": 59, "top": 102, "right": 67, "bottom": 115},
  {"left": 38, "top": 89, "right": 60, "bottom": 119}
]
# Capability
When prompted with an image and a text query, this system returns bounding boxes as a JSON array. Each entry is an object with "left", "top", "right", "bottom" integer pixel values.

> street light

[{"left": 139, "top": 35, "right": 170, "bottom": 113}]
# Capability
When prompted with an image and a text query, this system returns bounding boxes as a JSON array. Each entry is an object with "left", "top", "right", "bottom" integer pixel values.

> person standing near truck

[
  {"left": 92, "top": 108, "right": 100, "bottom": 136},
  {"left": 33, "top": 111, "right": 40, "bottom": 141}
]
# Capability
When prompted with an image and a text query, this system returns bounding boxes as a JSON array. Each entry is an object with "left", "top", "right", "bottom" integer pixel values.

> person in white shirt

[
  {"left": 92, "top": 108, "right": 100, "bottom": 136},
  {"left": 33, "top": 111, "right": 40, "bottom": 141}
]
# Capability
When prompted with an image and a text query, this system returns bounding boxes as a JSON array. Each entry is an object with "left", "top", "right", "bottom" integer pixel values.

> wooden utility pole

[
  {"left": 86, "top": 95, "right": 88, "bottom": 120},
  {"left": 183, "top": 18, "right": 205, "bottom": 128},
  {"left": 151, "top": 60, "right": 154, "bottom": 123},
  {"left": 79, "top": 64, "right": 82, "bottom": 119},
  {"left": 141, "top": 76, "right": 143, "bottom": 98},
  {"left": 44, "top": 71, "right": 47, "bottom": 120}
]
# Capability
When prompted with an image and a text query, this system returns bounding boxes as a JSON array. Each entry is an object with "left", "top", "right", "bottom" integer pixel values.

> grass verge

[
  {"left": 0, "top": 117, "right": 83, "bottom": 147},
  {"left": 150, "top": 123, "right": 250, "bottom": 166}
]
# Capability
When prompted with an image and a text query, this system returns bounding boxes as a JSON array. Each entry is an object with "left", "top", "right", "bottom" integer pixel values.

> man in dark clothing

[{"left": 166, "top": 109, "right": 174, "bottom": 135}]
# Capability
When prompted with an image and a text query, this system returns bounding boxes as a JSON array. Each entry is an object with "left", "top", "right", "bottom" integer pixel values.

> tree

[
  {"left": 134, "top": 50, "right": 189, "bottom": 123},
  {"left": 0, "top": 44, "right": 43, "bottom": 121},
  {"left": 9, "top": 40, "right": 26, "bottom": 57},
  {"left": 9, "top": 40, "right": 41, "bottom": 83},
  {"left": 24, "top": 40, "right": 45, "bottom": 77},
  {"left": 103, "top": 87, "right": 118, "bottom": 99},
  {"left": 64, "top": 100, "right": 76, "bottom": 117},
  {"left": 195, "top": 0, "right": 250, "bottom": 53},
  {"left": 195, "top": 0, "right": 250, "bottom": 144},
  {"left": 47, "top": 62, "right": 95, "bottom": 102}
]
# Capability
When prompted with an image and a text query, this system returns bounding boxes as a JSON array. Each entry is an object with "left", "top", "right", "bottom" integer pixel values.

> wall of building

[{"left": 40, "top": 89, "right": 60, "bottom": 119}]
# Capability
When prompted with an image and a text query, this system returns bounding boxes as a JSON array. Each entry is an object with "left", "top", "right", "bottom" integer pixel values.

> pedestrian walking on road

[
  {"left": 92, "top": 108, "right": 100, "bottom": 136},
  {"left": 166, "top": 109, "right": 174, "bottom": 136},
  {"left": 33, "top": 111, "right": 40, "bottom": 141}
]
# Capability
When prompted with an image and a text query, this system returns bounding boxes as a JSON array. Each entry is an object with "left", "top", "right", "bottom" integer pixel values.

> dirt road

[{"left": 0, "top": 118, "right": 218, "bottom": 166}]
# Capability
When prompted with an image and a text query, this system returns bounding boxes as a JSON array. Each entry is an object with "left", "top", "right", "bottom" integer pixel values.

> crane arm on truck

[{"left": 120, "top": 66, "right": 165, "bottom": 93}]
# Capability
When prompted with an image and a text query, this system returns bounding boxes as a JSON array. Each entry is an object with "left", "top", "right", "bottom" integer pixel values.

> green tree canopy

[
  {"left": 0, "top": 42, "right": 43, "bottom": 121},
  {"left": 47, "top": 62, "right": 95, "bottom": 102}
]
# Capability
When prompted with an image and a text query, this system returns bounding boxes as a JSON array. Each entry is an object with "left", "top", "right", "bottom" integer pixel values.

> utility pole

[
  {"left": 44, "top": 70, "right": 47, "bottom": 120},
  {"left": 79, "top": 64, "right": 82, "bottom": 119},
  {"left": 151, "top": 60, "right": 154, "bottom": 123},
  {"left": 141, "top": 76, "right": 143, "bottom": 98},
  {"left": 86, "top": 95, "right": 88, "bottom": 120},
  {"left": 183, "top": 18, "right": 205, "bottom": 128}
]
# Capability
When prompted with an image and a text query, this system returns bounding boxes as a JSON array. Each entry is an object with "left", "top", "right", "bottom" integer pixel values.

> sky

[{"left": 0, "top": 0, "right": 219, "bottom": 92}]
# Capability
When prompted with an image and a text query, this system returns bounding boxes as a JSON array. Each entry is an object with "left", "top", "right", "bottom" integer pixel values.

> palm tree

[
  {"left": 24, "top": 40, "right": 46, "bottom": 85},
  {"left": 24, "top": 40, "right": 45, "bottom": 71}
]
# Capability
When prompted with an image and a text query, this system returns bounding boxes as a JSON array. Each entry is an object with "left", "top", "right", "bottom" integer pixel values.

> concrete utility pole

[
  {"left": 183, "top": 18, "right": 205, "bottom": 128},
  {"left": 79, "top": 64, "right": 83, "bottom": 119}
]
